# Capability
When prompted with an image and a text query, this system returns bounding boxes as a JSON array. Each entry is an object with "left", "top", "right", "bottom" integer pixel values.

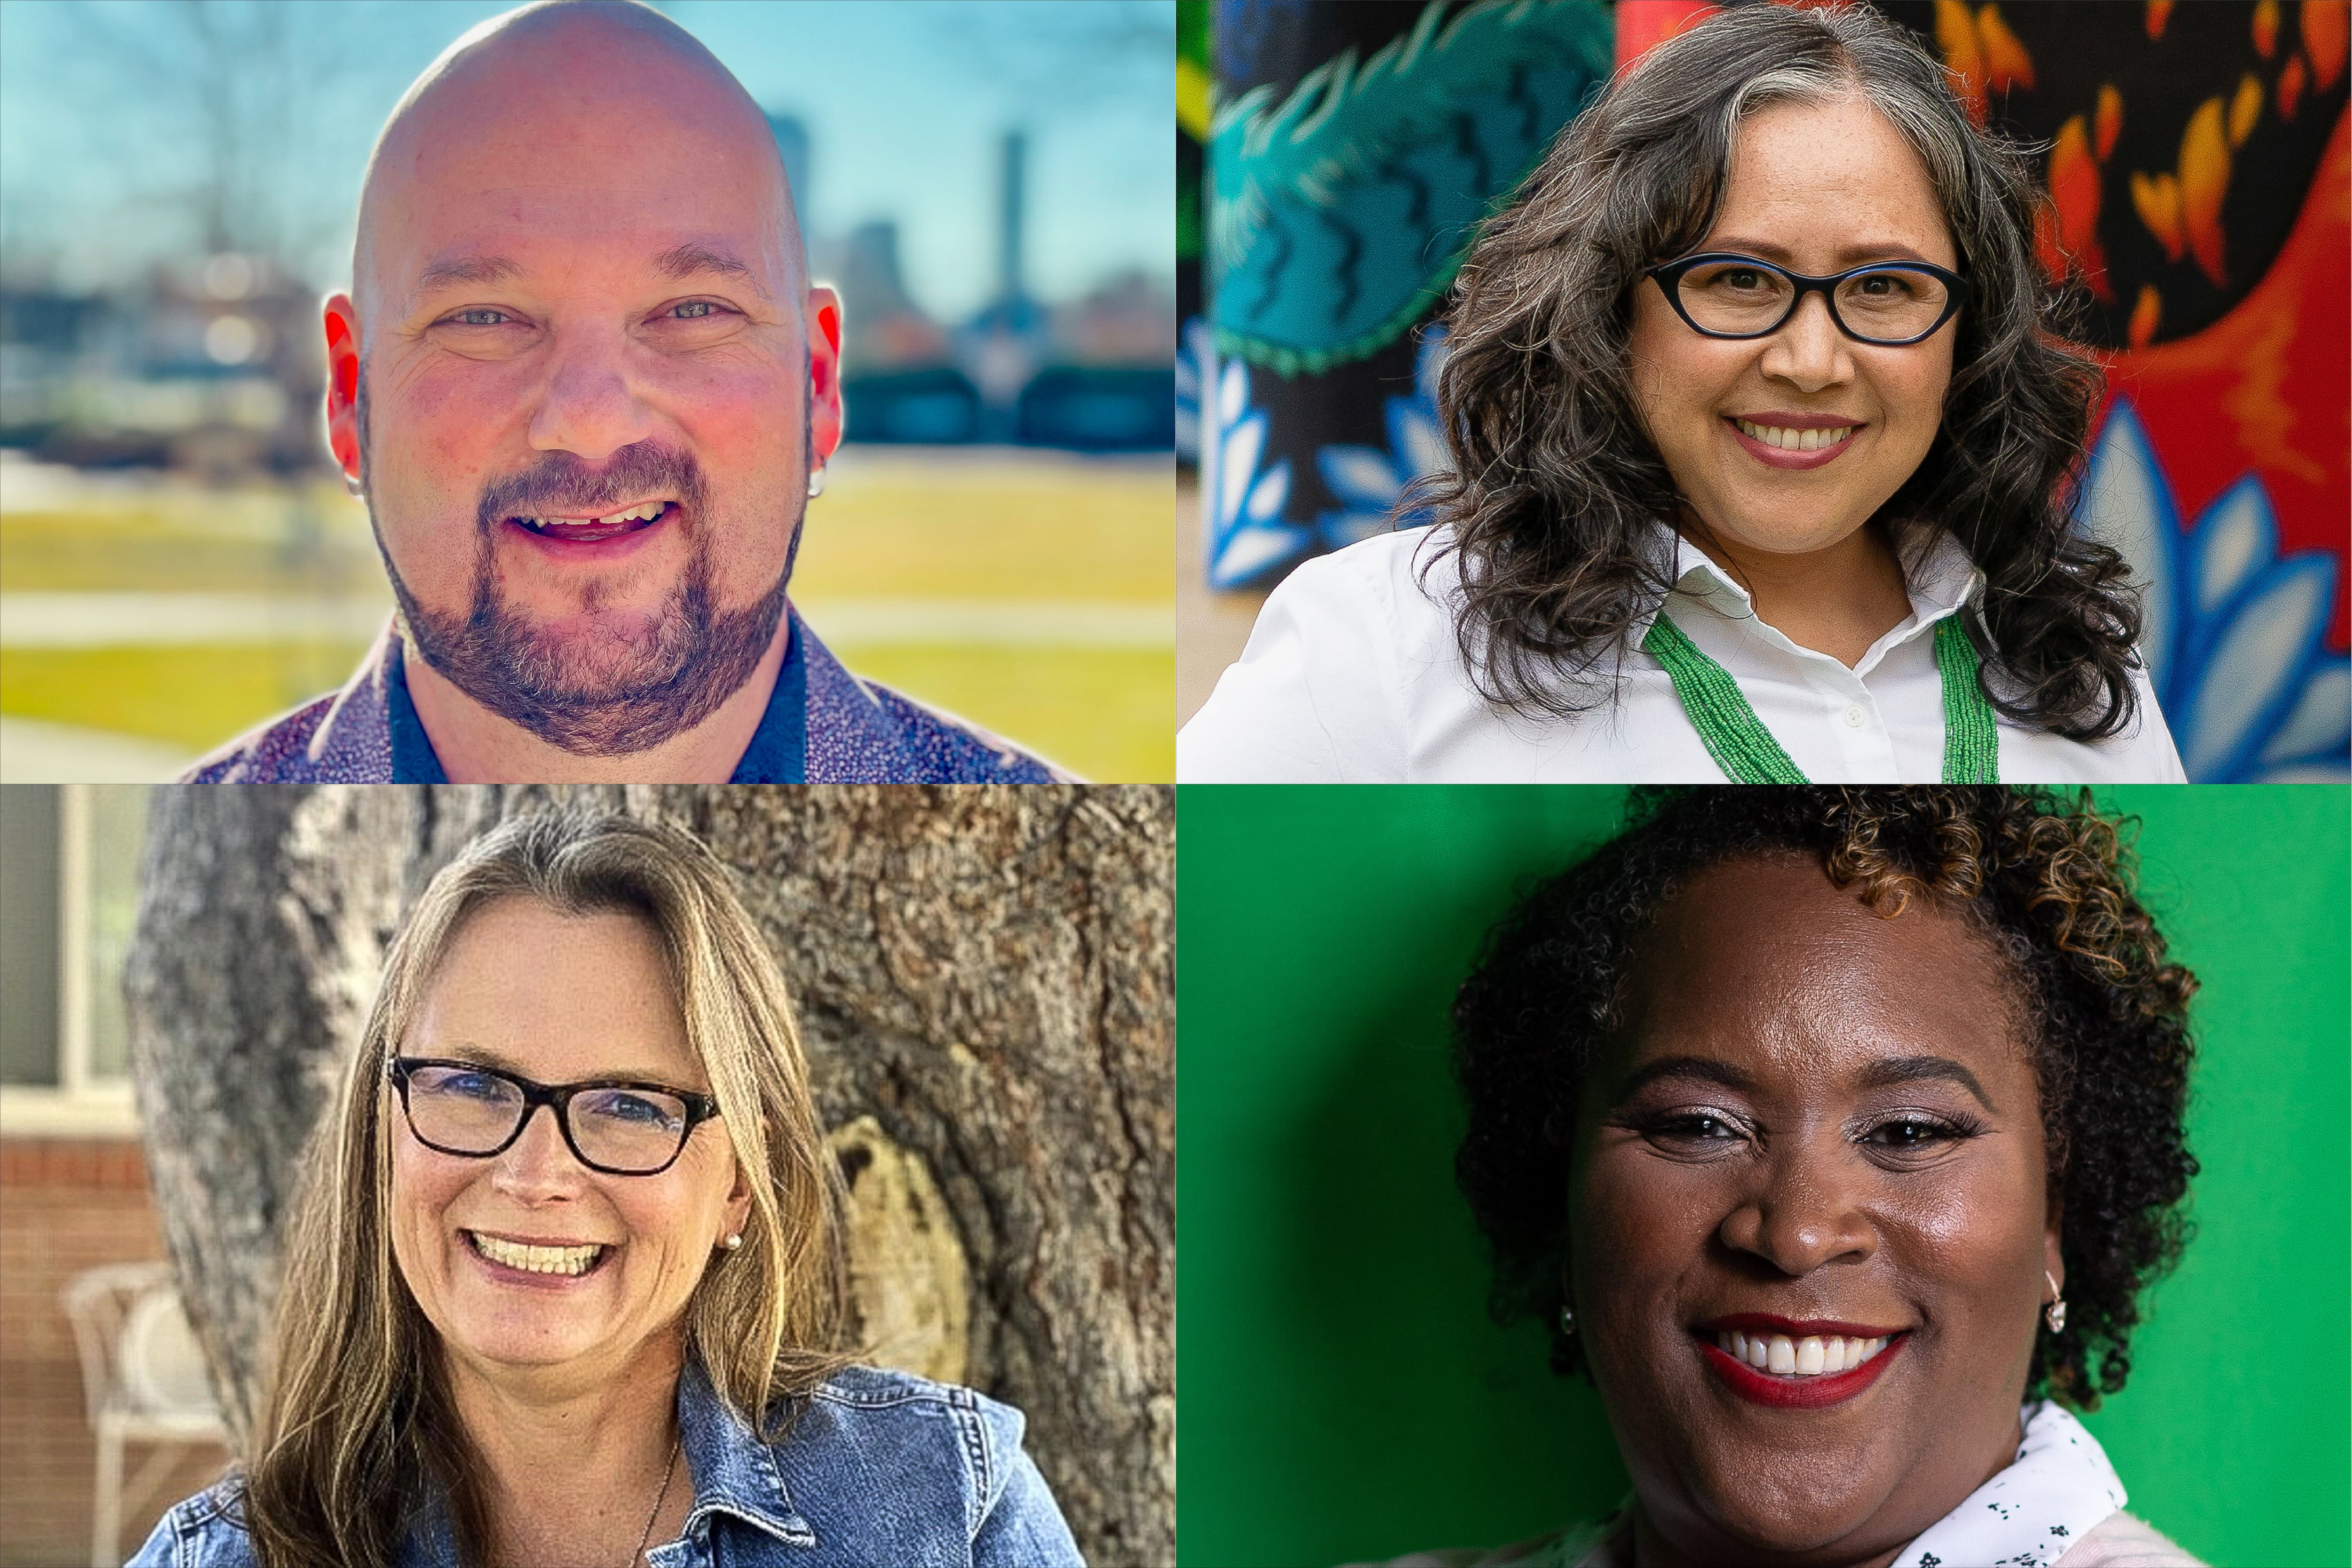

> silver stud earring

[
  {"left": 2044, "top": 1270, "right": 2066, "bottom": 1333},
  {"left": 806, "top": 464, "right": 825, "bottom": 499},
  {"left": 1558, "top": 1305, "right": 1576, "bottom": 1337},
  {"left": 343, "top": 472, "right": 365, "bottom": 498},
  {"left": 722, "top": 1233, "right": 743, "bottom": 1252}
]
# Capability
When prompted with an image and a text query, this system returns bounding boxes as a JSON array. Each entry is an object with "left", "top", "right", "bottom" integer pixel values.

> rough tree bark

[{"left": 124, "top": 785, "right": 1175, "bottom": 1568}]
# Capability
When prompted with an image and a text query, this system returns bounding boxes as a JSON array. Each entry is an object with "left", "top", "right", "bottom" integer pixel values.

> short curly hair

[{"left": 1453, "top": 787, "right": 2196, "bottom": 1410}]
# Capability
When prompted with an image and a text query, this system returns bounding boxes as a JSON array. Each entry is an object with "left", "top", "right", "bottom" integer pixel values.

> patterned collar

[{"left": 1893, "top": 1400, "right": 2128, "bottom": 1568}]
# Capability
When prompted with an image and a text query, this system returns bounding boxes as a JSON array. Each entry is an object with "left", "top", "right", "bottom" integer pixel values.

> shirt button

[{"left": 1842, "top": 704, "right": 1867, "bottom": 728}]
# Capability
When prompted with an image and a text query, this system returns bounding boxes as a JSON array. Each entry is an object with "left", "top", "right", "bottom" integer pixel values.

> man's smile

[{"left": 509, "top": 497, "right": 676, "bottom": 544}]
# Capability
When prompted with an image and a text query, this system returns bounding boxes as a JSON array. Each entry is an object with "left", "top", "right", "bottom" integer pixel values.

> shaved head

[
  {"left": 354, "top": 0, "right": 805, "bottom": 325},
  {"left": 323, "top": 0, "right": 844, "bottom": 772}
]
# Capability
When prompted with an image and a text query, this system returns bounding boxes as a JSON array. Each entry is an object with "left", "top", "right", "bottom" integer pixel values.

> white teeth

[
  {"left": 1714, "top": 1330, "right": 1891, "bottom": 1377},
  {"left": 469, "top": 1232, "right": 604, "bottom": 1276},
  {"left": 518, "top": 501, "right": 667, "bottom": 531},
  {"left": 1735, "top": 418, "right": 1855, "bottom": 452}
]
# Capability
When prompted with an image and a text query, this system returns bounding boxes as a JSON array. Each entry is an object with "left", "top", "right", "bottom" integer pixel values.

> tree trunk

[{"left": 125, "top": 785, "right": 1175, "bottom": 1568}]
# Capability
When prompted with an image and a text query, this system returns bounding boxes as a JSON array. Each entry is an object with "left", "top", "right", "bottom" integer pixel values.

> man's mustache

[{"left": 474, "top": 440, "right": 709, "bottom": 525}]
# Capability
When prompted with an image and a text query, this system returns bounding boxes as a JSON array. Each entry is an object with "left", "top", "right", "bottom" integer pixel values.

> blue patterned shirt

[{"left": 182, "top": 609, "right": 1069, "bottom": 783}]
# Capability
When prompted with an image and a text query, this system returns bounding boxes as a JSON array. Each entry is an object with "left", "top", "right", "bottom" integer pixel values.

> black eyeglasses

[
  {"left": 387, "top": 1057, "right": 722, "bottom": 1177},
  {"left": 1644, "top": 253, "right": 1968, "bottom": 346}
]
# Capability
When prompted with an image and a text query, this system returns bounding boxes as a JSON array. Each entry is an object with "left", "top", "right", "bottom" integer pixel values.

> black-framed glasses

[
  {"left": 387, "top": 1057, "right": 722, "bottom": 1176},
  {"left": 1644, "top": 253, "right": 1968, "bottom": 346}
]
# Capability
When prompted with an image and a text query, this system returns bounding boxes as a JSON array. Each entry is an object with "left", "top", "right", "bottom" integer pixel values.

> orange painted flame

[
  {"left": 2177, "top": 96, "right": 2233, "bottom": 287},
  {"left": 1936, "top": 0, "right": 1988, "bottom": 127},
  {"left": 2305, "top": 0, "right": 2348, "bottom": 91},
  {"left": 1977, "top": 4, "right": 2036, "bottom": 93},
  {"left": 2044, "top": 116, "right": 2111, "bottom": 301},
  {"left": 2255, "top": 0, "right": 2281, "bottom": 57},
  {"left": 2130, "top": 169, "right": 2187, "bottom": 262},
  {"left": 2280, "top": 52, "right": 2309, "bottom": 118},
  {"left": 2229, "top": 72, "right": 2265, "bottom": 146},
  {"left": 2127, "top": 284, "right": 2162, "bottom": 350},
  {"left": 2096, "top": 85, "right": 2125, "bottom": 160}
]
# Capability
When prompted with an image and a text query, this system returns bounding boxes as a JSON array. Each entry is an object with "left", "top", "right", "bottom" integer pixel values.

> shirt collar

[
  {"left": 1635, "top": 522, "right": 1985, "bottom": 668},
  {"left": 378, "top": 614, "right": 813, "bottom": 785},
  {"left": 1891, "top": 1400, "right": 2128, "bottom": 1568}
]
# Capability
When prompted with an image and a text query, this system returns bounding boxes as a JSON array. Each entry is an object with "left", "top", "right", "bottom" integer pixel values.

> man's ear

[
  {"left": 323, "top": 294, "right": 363, "bottom": 486},
  {"left": 806, "top": 285, "right": 843, "bottom": 466}
]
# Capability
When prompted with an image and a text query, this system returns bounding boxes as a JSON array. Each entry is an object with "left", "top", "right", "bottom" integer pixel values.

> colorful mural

[{"left": 1197, "top": 0, "right": 2350, "bottom": 779}]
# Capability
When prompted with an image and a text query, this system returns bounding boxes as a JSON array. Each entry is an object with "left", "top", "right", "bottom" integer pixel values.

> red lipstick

[{"left": 1698, "top": 1330, "right": 1908, "bottom": 1409}]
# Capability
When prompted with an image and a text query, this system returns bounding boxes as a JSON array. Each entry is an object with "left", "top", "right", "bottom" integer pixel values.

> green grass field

[{"left": 0, "top": 450, "right": 1174, "bottom": 780}]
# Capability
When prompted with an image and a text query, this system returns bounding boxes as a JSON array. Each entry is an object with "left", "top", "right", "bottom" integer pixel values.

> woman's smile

[
  {"left": 1695, "top": 1319, "right": 1910, "bottom": 1410},
  {"left": 460, "top": 1227, "right": 623, "bottom": 1287},
  {"left": 1725, "top": 412, "right": 1866, "bottom": 470}
]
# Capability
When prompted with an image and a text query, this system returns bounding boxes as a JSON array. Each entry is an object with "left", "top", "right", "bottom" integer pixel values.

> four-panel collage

[{"left": 0, "top": 2, "right": 2343, "bottom": 1567}]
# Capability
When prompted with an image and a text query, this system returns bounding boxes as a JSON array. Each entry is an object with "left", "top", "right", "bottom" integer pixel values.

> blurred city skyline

[{"left": 0, "top": 0, "right": 1176, "bottom": 324}]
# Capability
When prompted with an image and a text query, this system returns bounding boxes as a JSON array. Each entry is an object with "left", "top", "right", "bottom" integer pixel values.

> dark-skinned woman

[{"left": 1371, "top": 788, "right": 2202, "bottom": 1568}]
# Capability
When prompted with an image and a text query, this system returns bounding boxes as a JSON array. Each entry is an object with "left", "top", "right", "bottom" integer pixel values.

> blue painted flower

[
  {"left": 1199, "top": 320, "right": 1311, "bottom": 590},
  {"left": 1312, "top": 326, "right": 1452, "bottom": 549},
  {"left": 1175, "top": 316, "right": 1208, "bottom": 465},
  {"left": 2076, "top": 398, "right": 2350, "bottom": 781}
]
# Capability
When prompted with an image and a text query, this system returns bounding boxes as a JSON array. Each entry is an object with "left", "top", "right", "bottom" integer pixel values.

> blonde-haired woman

[{"left": 132, "top": 812, "right": 1083, "bottom": 1568}]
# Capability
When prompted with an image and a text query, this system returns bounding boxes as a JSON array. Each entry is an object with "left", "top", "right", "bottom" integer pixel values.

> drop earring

[
  {"left": 806, "top": 463, "right": 826, "bottom": 499},
  {"left": 2044, "top": 1270, "right": 2066, "bottom": 1333},
  {"left": 1557, "top": 1304, "right": 1576, "bottom": 1337}
]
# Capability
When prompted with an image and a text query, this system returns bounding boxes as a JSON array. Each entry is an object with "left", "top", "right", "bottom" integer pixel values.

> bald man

[{"left": 185, "top": 0, "right": 1067, "bottom": 783}]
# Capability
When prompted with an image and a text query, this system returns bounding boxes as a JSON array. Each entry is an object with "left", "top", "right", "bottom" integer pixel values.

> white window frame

[{"left": 0, "top": 785, "right": 139, "bottom": 1138}]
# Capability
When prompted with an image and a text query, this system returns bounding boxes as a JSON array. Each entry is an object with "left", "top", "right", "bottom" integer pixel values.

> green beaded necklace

[{"left": 1642, "top": 611, "right": 2000, "bottom": 783}]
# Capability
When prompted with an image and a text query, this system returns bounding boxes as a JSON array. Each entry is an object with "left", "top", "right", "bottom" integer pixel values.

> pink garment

[
  {"left": 1358, "top": 1506, "right": 2206, "bottom": 1568},
  {"left": 2054, "top": 1511, "right": 2206, "bottom": 1568}
]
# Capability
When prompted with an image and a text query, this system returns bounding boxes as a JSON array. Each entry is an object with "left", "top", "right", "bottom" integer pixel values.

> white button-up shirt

[{"left": 1178, "top": 526, "right": 2185, "bottom": 783}]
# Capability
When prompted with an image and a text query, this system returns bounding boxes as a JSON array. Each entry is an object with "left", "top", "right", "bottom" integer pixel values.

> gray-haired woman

[{"left": 1181, "top": 3, "right": 2184, "bottom": 786}]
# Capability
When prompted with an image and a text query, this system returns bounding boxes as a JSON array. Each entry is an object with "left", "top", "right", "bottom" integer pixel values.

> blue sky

[{"left": 0, "top": 0, "right": 1174, "bottom": 323}]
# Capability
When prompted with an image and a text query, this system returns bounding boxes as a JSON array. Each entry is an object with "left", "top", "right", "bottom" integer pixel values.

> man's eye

[
  {"left": 669, "top": 301, "right": 720, "bottom": 319},
  {"left": 448, "top": 309, "right": 510, "bottom": 326}
]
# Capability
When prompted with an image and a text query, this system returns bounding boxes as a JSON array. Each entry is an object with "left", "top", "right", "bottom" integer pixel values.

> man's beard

[{"left": 371, "top": 434, "right": 798, "bottom": 758}]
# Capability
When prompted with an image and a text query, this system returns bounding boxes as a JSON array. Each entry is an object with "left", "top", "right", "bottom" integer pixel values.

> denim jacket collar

[
  {"left": 667, "top": 1357, "right": 817, "bottom": 1555},
  {"left": 400, "top": 1359, "right": 813, "bottom": 1567}
]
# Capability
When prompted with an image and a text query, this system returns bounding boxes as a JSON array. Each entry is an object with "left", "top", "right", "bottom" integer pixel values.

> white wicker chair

[{"left": 59, "top": 1262, "right": 230, "bottom": 1568}]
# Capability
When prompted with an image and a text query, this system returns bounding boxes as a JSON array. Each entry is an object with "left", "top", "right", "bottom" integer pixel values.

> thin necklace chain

[{"left": 628, "top": 1430, "right": 682, "bottom": 1568}]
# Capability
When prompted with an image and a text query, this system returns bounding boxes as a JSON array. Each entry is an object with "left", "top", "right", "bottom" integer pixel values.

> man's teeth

[
  {"left": 518, "top": 501, "right": 667, "bottom": 531},
  {"left": 468, "top": 1231, "right": 606, "bottom": 1276},
  {"left": 1715, "top": 1329, "right": 1890, "bottom": 1376},
  {"left": 1734, "top": 418, "right": 1857, "bottom": 452}
]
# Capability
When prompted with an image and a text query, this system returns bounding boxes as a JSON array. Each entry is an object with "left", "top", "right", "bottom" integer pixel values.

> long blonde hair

[{"left": 238, "top": 812, "right": 850, "bottom": 1568}]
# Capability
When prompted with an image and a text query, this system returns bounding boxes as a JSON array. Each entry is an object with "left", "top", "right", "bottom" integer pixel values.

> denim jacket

[{"left": 127, "top": 1361, "right": 1086, "bottom": 1568}]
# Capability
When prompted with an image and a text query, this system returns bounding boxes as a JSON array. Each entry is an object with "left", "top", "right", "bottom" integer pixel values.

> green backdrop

[{"left": 1176, "top": 786, "right": 2352, "bottom": 1568}]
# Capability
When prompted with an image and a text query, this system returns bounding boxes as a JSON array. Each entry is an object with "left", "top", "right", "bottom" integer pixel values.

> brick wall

[{"left": 0, "top": 1138, "right": 233, "bottom": 1568}]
